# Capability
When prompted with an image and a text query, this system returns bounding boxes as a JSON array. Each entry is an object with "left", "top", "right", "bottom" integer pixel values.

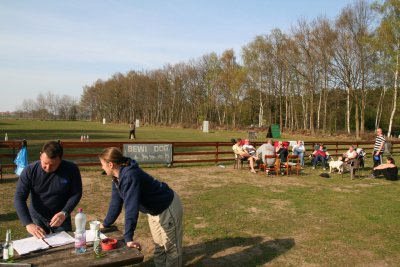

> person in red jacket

[{"left": 312, "top": 144, "right": 330, "bottom": 170}]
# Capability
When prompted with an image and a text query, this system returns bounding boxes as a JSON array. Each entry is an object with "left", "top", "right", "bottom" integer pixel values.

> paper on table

[
  {"left": 13, "top": 236, "right": 48, "bottom": 255},
  {"left": 13, "top": 231, "right": 75, "bottom": 255},
  {"left": 85, "top": 230, "right": 107, "bottom": 242},
  {"left": 44, "top": 231, "right": 75, "bottom": 247}
]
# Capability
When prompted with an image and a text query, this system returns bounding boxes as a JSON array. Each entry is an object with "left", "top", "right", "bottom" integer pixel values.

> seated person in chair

[
  {"left": 370, "top": 156, "right": 398, "bottom": 181},
  {"left": 232, "top": 138, "right": 257, "bottom": 174},
  {"left": 312, "top": 144, "right": 330, "bottom": 170},
  {"left": 292, "top": 140, "right": 306, "bottom": 167},
  {"left": 242, "top": 139, "right": 258, "bottom": 160},
  {"left": 275, "top": 141, "right": 288, "bottom": 163},
  {"left": 256, "top": 139, "right": 276, "bottom": 167},
  {"left": 343, "top": 145, "right": 358, "bottom": 163}
]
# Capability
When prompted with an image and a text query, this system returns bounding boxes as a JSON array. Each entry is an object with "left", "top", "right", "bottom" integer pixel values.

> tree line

[{"left": 18, "top": 0, "right": 399, "bottom": 138}]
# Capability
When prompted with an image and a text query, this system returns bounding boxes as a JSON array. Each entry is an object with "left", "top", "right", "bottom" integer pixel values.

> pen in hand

[{"left": 41, "top": 237, "right": 53, "bottom": 248}]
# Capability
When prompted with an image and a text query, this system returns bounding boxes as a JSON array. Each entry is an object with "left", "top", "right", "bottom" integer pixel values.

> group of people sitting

[
  {"left": 232, "top": 138, "right": 306, "bottom": 174},
  {"left": 311, "top": 144, "right": 365, "bottom": 170},
  {"left": 232, "top": 138, "right": 398, "bottom": 180}
]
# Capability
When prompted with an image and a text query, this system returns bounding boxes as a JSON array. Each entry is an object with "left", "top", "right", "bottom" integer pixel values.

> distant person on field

[
  {"left": 370, "top": 156, "right": 398, "bottom": 180},
  {"left": 129, "top": 121, "right": 136, "bottom": 139},
  {"left": 14, "top": 141, "right": 83, "bottom": 239},
  {"left": 373, "top": 128, "right": 385, "bottom": 167}
]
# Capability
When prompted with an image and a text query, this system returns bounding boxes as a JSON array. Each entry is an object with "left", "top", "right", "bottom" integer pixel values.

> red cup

[{"left": 101, "top": 238, "right": 118, "bottom": 251}]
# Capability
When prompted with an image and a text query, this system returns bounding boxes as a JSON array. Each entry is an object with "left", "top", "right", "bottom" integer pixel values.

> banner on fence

[{"left": 123, "top": 144, "right": 172, "bottom": 164}]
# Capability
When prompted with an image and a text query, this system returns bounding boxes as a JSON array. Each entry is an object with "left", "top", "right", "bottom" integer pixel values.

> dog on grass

[{"left": 329, "top": 156, "right": 344, "bottom": 174}]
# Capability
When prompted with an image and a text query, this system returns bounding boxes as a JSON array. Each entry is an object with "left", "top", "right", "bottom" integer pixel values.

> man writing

[{"left": 14, "top": 141, "right": 83, "bottom": 238}]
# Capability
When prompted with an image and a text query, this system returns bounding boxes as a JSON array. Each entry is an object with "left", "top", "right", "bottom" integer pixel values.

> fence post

[
  {"left": 171, "top": 142, "right": 175, "bottom": 167},
  {"left": 216, "top": 143, "right": 219, "bottom": 164}
]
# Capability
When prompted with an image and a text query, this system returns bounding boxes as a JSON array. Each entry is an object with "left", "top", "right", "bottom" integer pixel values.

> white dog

[{"left": 329, "top": 156, "right": 344, "bottom": 174}]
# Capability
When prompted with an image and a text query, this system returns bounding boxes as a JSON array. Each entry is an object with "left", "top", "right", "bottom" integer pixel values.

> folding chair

[{"left": 284, "top": 155, "right": 301, "bottom": 175}]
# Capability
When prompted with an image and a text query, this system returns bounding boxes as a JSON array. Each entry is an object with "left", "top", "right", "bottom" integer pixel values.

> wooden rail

[
  {"left": 0, "top": 140, "right": 24, "bottom": 168},
  {"left": 0, "top": 140, "right": 399, "bottom": 170}
]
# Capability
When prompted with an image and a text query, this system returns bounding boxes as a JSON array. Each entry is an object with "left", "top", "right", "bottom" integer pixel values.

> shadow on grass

[
  {"left": 0, "top": 177, "right": 19, "bottom": 183},
  {"left": 139, "top": 236, "right": 295, "bottom": 267},
  {"left": 0, "top": 211, "right": 19, "bottom": 222}
]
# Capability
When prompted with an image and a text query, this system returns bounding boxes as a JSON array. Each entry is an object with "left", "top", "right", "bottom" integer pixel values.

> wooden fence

[{"left": 1, "top": 140, "right": 399, "bottom": 170}]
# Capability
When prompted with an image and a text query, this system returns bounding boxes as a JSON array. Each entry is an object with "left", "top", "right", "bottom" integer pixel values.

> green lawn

[{"left": 1, "top": 119, "right": 399, "bottom": 266}]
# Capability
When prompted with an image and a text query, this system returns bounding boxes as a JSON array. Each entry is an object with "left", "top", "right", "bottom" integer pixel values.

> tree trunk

[
  {"left": 317, "top": 89, "right": 322, "bottom": 130},
  {"left": 346, "top": 86, "right": 351, "bottom": 134},
  {"left": 387, "top": 53, "right": 399, "bottom": 137},
  {"left": 310, "top": 90, "right": 315, "bottom": 135},
  {"left": 375, "top": 85, "right": 386, "bottom": 130},
  {"left": 355, "top": 94, "right": 360, "bottom": 139}
]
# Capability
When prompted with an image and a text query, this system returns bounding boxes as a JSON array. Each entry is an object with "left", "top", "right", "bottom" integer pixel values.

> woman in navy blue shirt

[{"left": 99, "top": 147, "right": 183, "bottom": 267}]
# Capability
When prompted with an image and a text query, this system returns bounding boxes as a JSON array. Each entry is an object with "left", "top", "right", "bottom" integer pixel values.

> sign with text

[{"left": 123, "top": 144, "right": 172, "bottom": 164}]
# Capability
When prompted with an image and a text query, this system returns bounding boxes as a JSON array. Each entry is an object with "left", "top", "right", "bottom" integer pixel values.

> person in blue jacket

[
  {"left": 14, "top": 141, "right": 83, "bottom": 239},
  {"left": 98, "top": 147, "right": 183, "bottom": 267}
]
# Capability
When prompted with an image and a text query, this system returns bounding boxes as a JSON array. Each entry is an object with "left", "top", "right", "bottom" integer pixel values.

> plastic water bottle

[
  {"left": 74, "top": 208, "right": 87, "bottom": 253},
  {"left": 4, "top": 133, "right": 8, "bottom": 141}
]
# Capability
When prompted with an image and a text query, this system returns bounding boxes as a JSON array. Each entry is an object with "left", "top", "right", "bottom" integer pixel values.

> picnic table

[{"left": 2, "top": 227, "right": 143, "bottom": 267}]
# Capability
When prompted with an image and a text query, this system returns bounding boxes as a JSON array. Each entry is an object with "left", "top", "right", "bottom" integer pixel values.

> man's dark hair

[
  {"left": 41, "top": 141, "right": 63, "bottom": 159},
  {"left": 230, "top": 138, "right": 236, "bottom": 144}
]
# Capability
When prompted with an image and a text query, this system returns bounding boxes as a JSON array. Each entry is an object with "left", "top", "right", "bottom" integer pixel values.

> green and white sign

[{"left": 123, "top": 144, "right": 172, "bottom": 164}]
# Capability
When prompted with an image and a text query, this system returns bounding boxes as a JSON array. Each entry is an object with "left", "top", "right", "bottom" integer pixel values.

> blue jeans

[
  {"left": 313, "top": 155, "right": 326, "bottom": 168},
  {"left": 293, "top": 149, "right": 305, "bottom": 166}
]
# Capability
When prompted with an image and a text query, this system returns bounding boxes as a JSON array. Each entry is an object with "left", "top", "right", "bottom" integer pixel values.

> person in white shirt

[
  {"left": 292, "top": 140, "right": 306, "bottom": 166},
  {"left": 344, "top": 145, "right": 358, "bottom": 162},
  {"left": 256, "top": 139, "right": 276, "bottom": 166}
]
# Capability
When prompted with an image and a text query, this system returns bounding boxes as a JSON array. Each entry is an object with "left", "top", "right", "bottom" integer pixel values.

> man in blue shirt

[{"left": 14, "top": 141, "right": 83, "bottom": 239}]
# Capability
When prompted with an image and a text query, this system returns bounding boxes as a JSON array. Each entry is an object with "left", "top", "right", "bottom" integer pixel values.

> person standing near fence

[
  {"left": 14, "top": 141, "right": 83, "bottom": 238},
  {"left": 98, "top": 147, "right": 183, "bottom": 267},
  {"left": 373, "top": 128, "right": 385, "bottom": 167},
  {"left": 129, "top": 121, "right": 136, "bottom": 139}
]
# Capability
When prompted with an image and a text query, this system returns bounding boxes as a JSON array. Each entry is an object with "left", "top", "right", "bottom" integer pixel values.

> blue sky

[{"left": 0, "top": 0, "right": 357, "bottom": 112}]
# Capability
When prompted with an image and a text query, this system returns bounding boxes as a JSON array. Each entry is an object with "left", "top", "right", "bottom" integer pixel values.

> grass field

[{"left": 1, "top": 119, "right": 399, "bottom": 266}]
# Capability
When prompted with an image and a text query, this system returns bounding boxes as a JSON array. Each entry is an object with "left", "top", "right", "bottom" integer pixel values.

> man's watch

[{"left": 61, "top": 211, "right": 68, "bottom": 217}]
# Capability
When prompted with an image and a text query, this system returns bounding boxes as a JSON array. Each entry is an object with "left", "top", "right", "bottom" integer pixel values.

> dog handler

[
  {"left": 373, "top": 128, "right": 385, "bottom": 167},
  {"left": 98, "top": 147, "right": 183, "bottom": 267}
]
